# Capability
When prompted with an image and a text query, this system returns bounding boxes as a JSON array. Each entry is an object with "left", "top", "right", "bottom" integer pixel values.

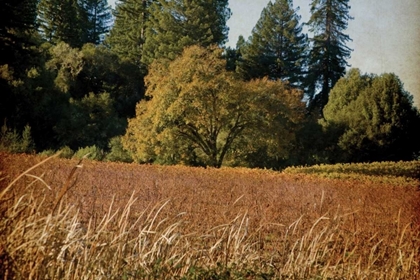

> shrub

[
  {"left": 283, "top": 160, "right": 420, "bottom": 180},
  {"left": 57, "top": 146, "right": 74, "bottom": 159},
  {"left": 0, "top": 123, "right": 35, "bottom": 153},
  {"left": 38, "top": 149, "right": 56, "bottom": 156},
  {"left": 105, "top": 136, "right": 133, "bottom": 163},
  {"left": 73, "top": 145, "right": 104, "bottom": 160}
]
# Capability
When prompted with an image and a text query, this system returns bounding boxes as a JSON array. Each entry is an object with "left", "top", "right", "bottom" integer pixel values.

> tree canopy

[
  {"left": 106, "top": 0, "right": 153, "bottom": 68},
  {"left": 37, "top": 0, "right": 85, "bottom": 47},
  {"left": 0, "top": 0, "right": 38, "bottom": 125},
  {"left": 123, "top": 45, "right": 305, "bottom": 167},
  {"left": 306, "top": 0, "right": 353, "bottom": 114},
  {"left": 237, "top": 0, "right": 307, "bottom": 87},
  {"left": 0, "top": 0, "right": 38, "bottom": 65},
  {"left": 1, "top": 0, "right": 418, "bottom": 166},
  {"left": 80, "top": 0, "right": 112, "bottom": 45},
  {"left": 38, "top": 0, "right": 112, "bottom": 47},
  {"left": 142, "top": 0, "right": 231, "bottom": 65},
  {"left": 322, "top": 68, "right": 420, "bottom": 162}
]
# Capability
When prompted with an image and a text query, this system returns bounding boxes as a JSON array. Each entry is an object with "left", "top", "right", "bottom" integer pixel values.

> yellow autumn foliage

[{"left": 123, "top": 45, "right": 305, "bottom": 167}]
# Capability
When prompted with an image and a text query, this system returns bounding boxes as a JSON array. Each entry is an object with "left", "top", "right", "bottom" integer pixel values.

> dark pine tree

[
  {"left": 306, "top": 0, "right": 353, "bottom": 115},
  {"left": 80, "top": 0, "right": 113, "bottom": 45},
  {"left": 237, "top": 0, "right": 308, "bottom": 88},
  {"left": 142, "top": 0, "right": 231, "bottom": 65},
  {"left": 37, "top": 0, "right": 86, "bottom": 47},
  {"left": 0, "top": 0, "right": 38, "bottom": 127},
  {"left": 0, "top": 0, "right": 38, "bottom": 66},
  {"left": 105, "top": 0, "right": 153, "bottom": 69}
]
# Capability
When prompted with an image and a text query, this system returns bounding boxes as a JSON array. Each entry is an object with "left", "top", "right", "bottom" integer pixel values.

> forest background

[
  {"left": 1, "top": 0, "right": 419, "bottom": 169},
  {"left": 205, "top": 0, "right": 420, "bottom": 108}
]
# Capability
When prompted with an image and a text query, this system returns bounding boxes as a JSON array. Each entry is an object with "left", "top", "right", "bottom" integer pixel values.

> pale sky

[{"left": 109, "top": 0, "right": 420, "bottom": 108}]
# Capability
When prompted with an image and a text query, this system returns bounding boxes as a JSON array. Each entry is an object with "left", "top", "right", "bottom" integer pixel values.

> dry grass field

[{"left": 1, "top": 152, "right": 419, "bottom": 279}]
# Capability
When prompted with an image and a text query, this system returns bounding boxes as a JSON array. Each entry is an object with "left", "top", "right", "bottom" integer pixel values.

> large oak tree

[{"left": 123, "top": 45, "right": 305, "bottom": 167}]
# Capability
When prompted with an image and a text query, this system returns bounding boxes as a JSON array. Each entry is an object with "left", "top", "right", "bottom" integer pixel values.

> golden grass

[{"left": 1, "top": 152, "right": 419, "bottom": 279}]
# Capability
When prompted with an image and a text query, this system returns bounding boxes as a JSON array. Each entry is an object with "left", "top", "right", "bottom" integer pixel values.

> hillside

[{"left": 1, "top": 152, "right": 419, "bottom": 279}]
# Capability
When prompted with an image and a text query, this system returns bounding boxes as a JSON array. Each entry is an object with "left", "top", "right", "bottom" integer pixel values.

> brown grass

[{"left": 1, "top": 152, "right": 419, "bottom": 279}]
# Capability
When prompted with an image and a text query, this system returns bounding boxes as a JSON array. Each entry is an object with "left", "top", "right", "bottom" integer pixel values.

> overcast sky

[{"left": 108, "top": 0, "right": 420, "bottom": 108}]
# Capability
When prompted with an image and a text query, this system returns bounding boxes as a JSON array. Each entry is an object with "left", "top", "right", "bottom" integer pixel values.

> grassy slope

[{"left": 1, "top": 152, "right": 419, "bottom": 279}]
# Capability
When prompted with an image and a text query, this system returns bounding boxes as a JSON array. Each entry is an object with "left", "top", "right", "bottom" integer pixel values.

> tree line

[{"left": 1, "top": 0, "right": 419, "bottom": 168}]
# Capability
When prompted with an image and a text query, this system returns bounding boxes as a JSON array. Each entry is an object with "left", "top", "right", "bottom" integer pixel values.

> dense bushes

[
  {"left": 283, "top": 160, "right": 420, "bottom": 180},
  {"left": 0, "top": 124, "right": 34, "bottom": 153}
]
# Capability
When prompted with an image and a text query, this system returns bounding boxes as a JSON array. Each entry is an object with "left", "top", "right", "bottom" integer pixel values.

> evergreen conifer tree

[
  {"left": 37, "top": 0, "right": 86, "bottom": 47},
  {"left": 237, "top": 0, "right": 307, "bottom": 87},
  {"left": 306, "top": 0, "right": 353, "bottom": 114},
  {"left": 80, "top": 0, "right": 112, "bottom": 45},
  {"left": 0, "top": 0, "right": 38, "bottom": 128},
  {"left": 0, "top": 0, "right": 38, "bottom": 65},
  {"left": 105, "top": 0, "right": 153, "bottom": 68},
  {"left": 142, "top": 0, "right": 231, "bottom": 65}
]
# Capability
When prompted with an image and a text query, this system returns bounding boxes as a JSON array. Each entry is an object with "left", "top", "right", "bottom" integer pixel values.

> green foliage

[
  {"left": 73, "top": 145, "right": 104, "bottom": 160},
  {"left": 1, "top": 40, "right": 143, "bottom": 153},
  {"left": 45, "top": 42, "right": 84, "bottom": 94},
  {"left": 123, "top": 45, "right": 305, "bottom": 168},
  {"left": 37, "top": 0, "right": 86, "bottom": 47},
  {"left": 226, "top": 78, "right": 306, "bottom": 169},
  {"left": 78, "top": 43, "right": 145, "bottom": 118},
  {"left": 38, "top": 149, "right": 56, "bottom": 157},
  {"left": 55, "top": 92, "right": 126, "bottom": 149},
  {"left": 0, "top": 41, "right": 69, "bottom": 151},
  {"left": 224, "top": 36, "right": 246, "bottom": 73},
  {"left": 0, "top": 0, "right": 43, "bottom": 134},
  {"left": 0, "top": 0, "right": 38, "bottom": 65},
  {"left": 105, "top": 136, "right": 133, "bottom": 163},
  {"left": 2, "top": 0, "right": 418, "bottom": 168},
  {"left": 0, "top": 123, "right": 35, "bottom": 153},
  {"left": 321, "top": 69, "right": 420, "bottom": 162},
  {"left": 47, "top": 42, "right": 144, "bottom": 115},
  {"left": 38, "top": 0, "right": 111, "bottom": 47},
  {"left": 38, "top": 146, "right": 76, "bottom": 158},
  {"left": 283, "top": 161, "right": 420, "bottom": 186},
  {"left": 124, "top": 45, "right": 245, "bottom": 167},
  {"left": 26, "top": 42, "right": 142, "bottom": 151},
  {"left": 283, "top": 161, "right": 420, "bottom": 182},
  {"left": 58, "top": 146, "right": 75, "bottom": 158},
  {"left": 285, "top": 113, "right": 333, "bottom": 166},
  {"left": 237, "top": 0, "right": 307, "bottom": 87},
  {"left": 306, "top": 0, "right": 353, "bottom": 113},
  {"left": 79, "top": 0, "right": 112, "bottom": 45},
  {"left": 142, "top": 0, "right": 231, "bottom": 65},
  {"left": 106, "top": 0, "right": 153, "bottom": 68},
  {"left": 181, "top": 263, "right": 275, "bottom": 279}
]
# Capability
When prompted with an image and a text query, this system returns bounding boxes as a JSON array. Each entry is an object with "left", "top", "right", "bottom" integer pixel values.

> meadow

[{"left": 1, "top": 152, "right": 419, "bottom": 279}]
